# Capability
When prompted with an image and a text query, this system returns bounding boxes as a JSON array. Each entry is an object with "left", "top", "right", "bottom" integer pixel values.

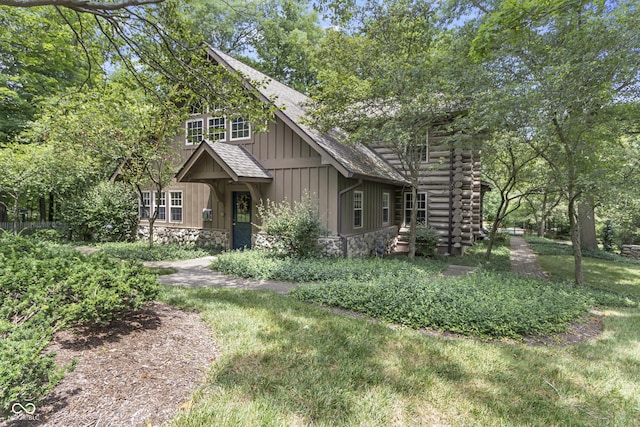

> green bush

[
  {"left": 256, "top": 193, "right": 325, "bottom": 258},
  {"left": 96, "top": 241, "right": 218, "bottom": 261},
  {"left": 211, "top": 249, "right": 446, "bottom": 282},
  {"left": 61, "top": 181, "right": 138, "bottom": 242},
  {"left": 0, "top": 234, "right": 159, "bottom": 415},
  {"left": 415, "top": 224, "right": 439, "bottom": 257},
  {"left": 291, "top": 271, "right": 593, "bottom": 338}
]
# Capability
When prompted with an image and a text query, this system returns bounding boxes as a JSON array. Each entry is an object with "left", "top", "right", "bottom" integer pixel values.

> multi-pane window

[
  {"left": 208, "top": 117, "right": 226, "bottom": 141},
  {"left": 231, "top": 117, "right": 251, "bottom": 140},
  {"left": 156, "top": 191, "right": 166, "bottom": 221},
  {"left": 353, "top": 191, "right": 363, "bottom": 229},
  {"left": 382, "top": 192, "right": 390, "bottom": 224},
  {"left": 404, "top": 192, "right": 427, "bottom": 225},
  {"left": 186, "top": 119, "right": 204, "bottom": 145},
  {"left": 140, "top": 191, "right": 151, "bottom": 219},
  {"left": 170, "top": 191, "right": 183, "bottom": 223}
]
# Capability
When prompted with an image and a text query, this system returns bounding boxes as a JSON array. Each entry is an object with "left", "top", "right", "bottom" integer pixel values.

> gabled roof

[
  {"left": 206, "top": 46, "right": 409, "bottom": 186},
  {"left": 176, "top": 140, "right": 272, "bottom": 183}
]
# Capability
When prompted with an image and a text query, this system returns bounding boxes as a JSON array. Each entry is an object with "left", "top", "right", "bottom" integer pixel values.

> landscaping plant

[{"left": 0, "top": 234, "right": 159, "bottom": 415}]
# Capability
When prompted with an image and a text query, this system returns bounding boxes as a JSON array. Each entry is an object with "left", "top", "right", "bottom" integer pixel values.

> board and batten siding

[{"left": 338, "top": 178, "right": 398, "bottom": 236}]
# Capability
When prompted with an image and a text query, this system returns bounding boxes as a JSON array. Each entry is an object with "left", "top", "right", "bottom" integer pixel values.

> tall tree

[
  {"left": 309, "top": 0, "right": 472, "bottom": 259},
  {"left": 461, "top": 0, "right": 640, "bottom": 285}
]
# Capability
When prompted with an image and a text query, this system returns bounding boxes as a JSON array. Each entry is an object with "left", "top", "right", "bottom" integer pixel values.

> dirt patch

[
  {"left": 523, "top": 311, "right": 605, "bottom": 346},
  {"left": 2, "top": 302, "right": 217, "bottom": 427}
]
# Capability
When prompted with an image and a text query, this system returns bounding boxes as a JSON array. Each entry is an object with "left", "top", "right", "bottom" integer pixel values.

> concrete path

[
  {"left": 144, "top": 256, "right": 299, "bottom": 294},
  {"left": 510, "top": 236, "right": 548, "bottom": 279}
]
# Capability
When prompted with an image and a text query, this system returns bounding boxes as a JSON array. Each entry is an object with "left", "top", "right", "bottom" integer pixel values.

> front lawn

[
  {"left": 160, "top": 285, "right": 640, "bottom": 426},
  {"left": 527, "top": 237, "right": 640, "bottom": 301}
]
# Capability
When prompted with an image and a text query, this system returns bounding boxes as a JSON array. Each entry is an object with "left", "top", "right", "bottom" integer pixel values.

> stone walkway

[
  {"left": 144, "top": 237, "right": 546, "bottom": 294},
  {"left": 510, "top": 236, "right": 548, "bottom": 279}
]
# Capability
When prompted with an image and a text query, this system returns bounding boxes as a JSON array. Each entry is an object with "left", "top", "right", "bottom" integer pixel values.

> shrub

[
  {"left": 0, "top": 235, "right": 159, "bottom": 415},
  {"left": 414, "top": 224, "right": 439, "bottom": 257},
  {"left": 211, "top": 250, "right": 446, "bottom": 282},
  {"left": 61, "top": 181, "right": 138, "bottom": 242},
  {"left": 256, "top": 193, "right": 325, "bottom": 258},
  {"left": 291, "top": 272, "right": 593, "bottom": 338},
  {"left": 96, "top": 241, "right": 217, "bottom": 261}
]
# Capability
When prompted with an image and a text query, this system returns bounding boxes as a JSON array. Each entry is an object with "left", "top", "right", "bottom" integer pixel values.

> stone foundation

[
  {"left": 620, "top": 245, "right": 640, "bottom": 260},
  {"left": 255, "top": 226, "right": 399, "bottom": 258},
  {"left": 137, "top": 226, "right": 228, "bottom": 249}
]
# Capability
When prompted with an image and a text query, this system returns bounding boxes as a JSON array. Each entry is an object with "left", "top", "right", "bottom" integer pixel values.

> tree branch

[{"left": 0, "top": 0, "right": 164, "bottom": 12}]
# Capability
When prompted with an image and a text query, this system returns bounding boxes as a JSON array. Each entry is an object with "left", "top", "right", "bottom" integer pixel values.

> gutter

[{"left": 337, "top": 179, "right": 363, "bottom": 258}]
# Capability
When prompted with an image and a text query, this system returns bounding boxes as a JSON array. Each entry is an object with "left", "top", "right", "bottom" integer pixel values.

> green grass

[
  {"left": 446, "top": 240, "right": 512, "bottom": 272},
  {"left": 160, "top": 286, "right": 640, "bottom": 426},
  {"left": 527, "top": 237, "right": 640, "bottom": 302}
]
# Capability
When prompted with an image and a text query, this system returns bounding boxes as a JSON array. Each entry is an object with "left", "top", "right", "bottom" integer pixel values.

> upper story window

[
  {"left": 186, "top": 119, "right": 204, "bottom": 145},
  {"left": 382, "top": 192, "right": 390, "bottom": 224},
  {"left": 231, "top": 117, "right": 251, "bottom": 140},
  {"left": 208, "top": 117, "right": 226, "bottom": 142},
  {"left": 353, "top": 191, "right": 363, "bottom": 229}
]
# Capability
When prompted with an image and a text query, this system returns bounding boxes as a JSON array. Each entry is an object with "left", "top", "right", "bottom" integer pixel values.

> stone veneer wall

[
  {"left": 620, "top": 245, "right": 640, "bottom": 260},
  {"left": 256, "top": 225, "right": 399, "bottom": 258},
  {"left": 138, "top": 225, "right": 228, "bottom": 249}
]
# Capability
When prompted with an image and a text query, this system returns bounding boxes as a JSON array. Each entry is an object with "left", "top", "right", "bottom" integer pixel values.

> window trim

[
  {"left": 208, "top": 116, "right": 226, "bottom": 142},
  {"left": 185, "top": 118, "right": 204, "bottom": 146},
  {"left": 230, "top": 117, "right": 251, "bottom": 141},
  {"left": 382, "top": 192, "right": 390, "bottom": 225},
  {"left": 169, "top": 191, "right": 183, "bottom": 223},
  {"left": 155, "top": 191, "right": 166, "bottom": 222},
  {"left": 140, "top": 191, "right": 151, "bottom": 220},
  {"left": 353, "top": 190, "right": 363, "bottom": 229},
  {"left": 404, "top": 192, "right": 427, "bottom": 226}
]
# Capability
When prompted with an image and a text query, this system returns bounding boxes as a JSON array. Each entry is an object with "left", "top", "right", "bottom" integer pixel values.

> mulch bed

[{"left": 2, "top": 302, "right": 218, "bottom": 427}]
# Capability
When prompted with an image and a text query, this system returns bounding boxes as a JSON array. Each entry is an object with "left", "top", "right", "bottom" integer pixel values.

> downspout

[
  {"left": 448, "top": 148, "right": 454, "bottom": 255},
  {"left": 337, "top": 179, "right": 363, "bottom": 258}
]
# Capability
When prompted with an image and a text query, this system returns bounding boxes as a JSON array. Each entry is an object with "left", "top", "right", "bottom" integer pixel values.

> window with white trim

[
  {"left": 170, "top": 191, "right": 183, "bottom": 223},
  {"left": 404, "top": 192, "right": 426, "bottom": 225},
  {"left": 156, "top": 191, "right": 166, "bottom": 221},
  {"left": 382, "top": 192, "right": 390, "bottom": 224},
  {"left": 230, "top": 117, "right": 251, "bottom": 140},
  {"left": 140, "top": 191, "right": 151, "bottom": 220},
  {"left": 186, "top": 119, "right": 204, "bottom": 145},
  {"left": 353, "top": 191, "right": 363, "bottom": 229},
  {"left": 208, "top": 116, "right": 226, "bottom": 141}
]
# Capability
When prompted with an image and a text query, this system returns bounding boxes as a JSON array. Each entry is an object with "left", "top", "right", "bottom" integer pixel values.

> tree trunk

[
  {"left": 148, "top": 217, "right": 155, "bottom": 248},
  {"left": 484, "top": 195, "right": 508, "bottom": 261},
  {"left": 579, "top": 195, "right": 597, "bottom": 251},
  {"left": 538, "top": 192, "right": 548, "bottom": 237},
  {"left": 48, "top": 192, "right": 55, "bottom": 222},
  {"left": 408, "top": 185, "right": 417, "bottom": 261},
  {"left": 568, "top": 189, "right": 584, "bottom": 286},
  {"left": 39, "top": 197, "right": 46, "bottom": 222}
]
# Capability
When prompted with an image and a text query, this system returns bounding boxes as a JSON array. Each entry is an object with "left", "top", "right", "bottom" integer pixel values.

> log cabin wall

[{"left": 371, "top": 128, "right": 482, "bottom": 255}]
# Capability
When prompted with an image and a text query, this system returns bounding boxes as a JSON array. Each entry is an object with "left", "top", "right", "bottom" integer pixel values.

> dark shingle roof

[
  {"left": 207, "top": 46, "right": 408, "bottom": 186},
  {"left": 207, "top": 140, "right": 272, "bottom": 180}
]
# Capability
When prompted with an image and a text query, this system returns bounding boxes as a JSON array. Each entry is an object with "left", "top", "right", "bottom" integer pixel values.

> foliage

[
  {"left": 211, "top": 249, "right": 446, "bottom": 282},
  {"left": 189, "top": 0, "right": 323, "bottom": 93},
  {"left": 61, "top": 181, "right": 138, "bottom": 242},
  {"left": 414, "top": 223, "right": 439, "bottom": 257},
  {"left": 0, "top": 233, "right": 159, "bottom": 414},
  {"left": 96, "top": 241, "right": 218, "bottom": 261},
  {"left": 159, "top": 284, "right": 640, "bottom": 425},
  {"left": 256, "top": 194, "right": 325, "bottom": 258},
  {"left": 291, "top": 271, "right": 593, "bottom": 338}
]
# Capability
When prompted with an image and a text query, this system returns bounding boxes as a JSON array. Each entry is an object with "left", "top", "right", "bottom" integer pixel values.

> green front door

[{"left": 232, "top": 191, "right": 252, "bottom": 249}]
